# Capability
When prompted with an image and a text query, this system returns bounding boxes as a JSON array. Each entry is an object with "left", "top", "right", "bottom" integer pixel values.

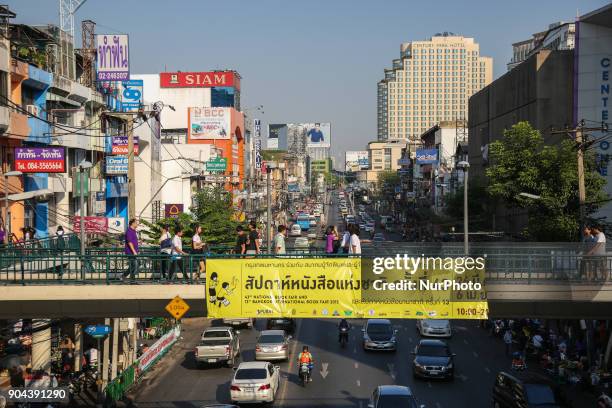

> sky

[{"left": 10, "top": 0, "right": 611, "bottom": 167}]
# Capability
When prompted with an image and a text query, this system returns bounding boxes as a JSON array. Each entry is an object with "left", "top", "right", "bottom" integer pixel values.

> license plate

[
  {"left": 428, "top": 370, "right": 440, "bottom": 375},
  {"left": 243, "top": 387, "right": 254, "bottom": 392},
  {"left": 207, "top": 359, "right": 217, "bottom": 363}
]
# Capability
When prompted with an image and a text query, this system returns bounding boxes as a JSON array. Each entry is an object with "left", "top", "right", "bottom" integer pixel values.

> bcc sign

[{"left": 165, "top": 204, "right": 184, "bottom": 219}]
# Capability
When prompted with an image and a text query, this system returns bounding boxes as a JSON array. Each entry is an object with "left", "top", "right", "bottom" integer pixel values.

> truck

[
  {"left": 223, "top": 318, "right": 254, "bottom": 329},
  {"left": 194, "top": 327, "right": 240, "bottom": 368}
]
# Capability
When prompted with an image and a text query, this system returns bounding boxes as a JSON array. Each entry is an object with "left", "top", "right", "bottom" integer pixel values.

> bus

[{"left": 296, "top": 214, "right": 311, "bottom": 231}]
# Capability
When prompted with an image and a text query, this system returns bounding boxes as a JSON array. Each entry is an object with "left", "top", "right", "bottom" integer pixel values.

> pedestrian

[
  {"left": 325, "top": 226, "right": 335, "bottom": 254},
  {"left": 588, "top": 225, "right": 607, "bottom": 280},
  {"left": 124, "top": 218, "right": 139, "bottom": 283},
  {"left": 348, "top": 224, "right": 361, "bottom": 255},
  {"left": 246, "top": 221, "right": 260, "bottom": 255},
  {"left": 158, "top": 225, "right": 172, "bottom": 280},
  {"left": 503, "top": 329, "right": 513, "bottom": 356},
  {"left": 340, "top": 224, "right": 351, "bottom": 254},
  {"left": 170, "top": 227, "right": 188, "bottom": 282},
  {"left": 235, "top": 225, "right": 247, "bottom": 255},
  {"left": 331, "top": 226, "right": 341, "bottom": 253},
  {"left": 0, "top": 219, "right": 6, "bottom": 247},
  {"left": 274, "top": 225, "right": 287, "bottom": 255},
  {"left": 192, "top": 224, "right": 206, "bottom": 281}
]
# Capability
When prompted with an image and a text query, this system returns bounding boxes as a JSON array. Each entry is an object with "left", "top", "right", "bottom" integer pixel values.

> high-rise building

[{"left": 377, "top": 33, "right": 492, "bottom": 142}]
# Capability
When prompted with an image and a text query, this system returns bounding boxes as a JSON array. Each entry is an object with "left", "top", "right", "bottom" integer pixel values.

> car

[
  {"left": 416, "top": 319, "right": 452, "bottom": 338},
  {"left": 266, "top": 318, "right": 296, "bottom": 334},
  {"left": 294, "top": 237, "right": 310, "bottom": 252},
  {"left": 368, "top": 385, "right": 425, "bottom": 408},
  {"left": 222, "top": 318, "right": 254, "bottom": 329},
  {"left": 309, "top": 219, "right": 317, "bottom": 227},
  {"left": 362, "top": 319, "right": 397, "bottom": 351},
  {"left": 372, "top": 233, "right": 385, "bottom": 242},
  {"left": 359, "top": 223, "right": 367, "bottom": 231},
  {"left": 492, "top": 371, "right": 570, "bottom": 408},
  {"left": 201, "top": 405, "right": 239, "bottom": 408},
  {"left": 255, "top": 330, "right": 291, "bottom": 361},
  {"left": 194, "top": 327, "right": 240, "bottom": 368},
  {"left": 230, "top": 361, "right": 280, "bottom": 404},
  {"left": 412, "top": 339, "right": 455, "bottom": 380},
  {"left": 307, "top": 232, "right": 317, "bottom": 239},
  {"left": 289, "top": 224, "right": 302, "bottom": 237}
]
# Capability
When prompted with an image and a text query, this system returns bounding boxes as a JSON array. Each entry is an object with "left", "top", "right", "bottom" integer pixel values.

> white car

[
  {"left": 294, "top": 237, "right": 310, "bottom": 250},
  {"left": 416, "top": 319, "right": 452, "bottom": 338},
  {"left": 230, "top": 361, "right": 280, "bottom": 404},
  {"left": 289, "top": 224, "right": 302, "bottom": 237}
]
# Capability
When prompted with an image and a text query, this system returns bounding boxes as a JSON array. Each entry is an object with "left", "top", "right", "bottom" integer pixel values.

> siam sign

[{"left": 159, "top": 71, "right": 240, "bottom": 89}]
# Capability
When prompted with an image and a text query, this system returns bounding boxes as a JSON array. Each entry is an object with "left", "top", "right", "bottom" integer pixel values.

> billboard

[
  {"left": 165, "top": 204, "right": 184, "bottom": 218},
  {"left": 188, "top": 107, "right": 231, "bottom": 140},
  {"left": 160, "top": 71, "right": 239, "bottom": 89},
  {"left": 96, "top": 34, "right": 129, "bottom": 81},
  {"left": 106, "top": 156, "right": 128, "bottom": 174},
  {"left": 112, "top": 136, "right": 139, "bottom": 155},
  {"left": 345, "top": 151, "right": 369, "bottom": 171},
  {"left": 305, "top": 123, "right": 331, "bottom": 148},
  {"left": 14, "top": 147, "right": 65, "bottom": 173},
  {"left": 206, "top": 258, "right": 487, "bottom": 319},
  {"left": 416, "top": 148, "right": 439, "bottom": 165},
  {"left": 267, "top": 123, "right": 331, "bottom": 151},
  {"left": 119, "top": 80, "right": 143, "bottom": 111},
  {"left": 73, "top": 216, "right": 108, "bottom": 234}
]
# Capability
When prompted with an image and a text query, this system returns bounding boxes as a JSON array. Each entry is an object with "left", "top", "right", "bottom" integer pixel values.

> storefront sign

[
  {"left": 164, "top": 204, "right": 183, "bottom": 218},
  {"left": 106, "top": 156, "right": 128, "bottom": 174},
  {"left": 108, "top": 217, "right": 126, "bottom": 234},
  {"left": 138, "top": 325, "right": 181, "bottom": 373},
  {"left": 94, "top": 192, "right": 106, "bottom": 216},
  {"left": 206, "top": 157, "right": 227, "bottom": 172},
  {"left": 120, "top": 79, "right": 143, "bottom": 111},
  {"left": 112, "top": 136, "right": 139, "bottom": 155},
  {"left": 416, "top": 148, "right": 439, "bottom": 165},
  {"left": 85, "top": 325, "right": 112, "bottom": 338},
  {"left": 188, "top": 107, "right": 231, "bottom": 141},
  {"left": 96, "top": 34, "right": 129, "bottom": 81},
  {"left": 14, "top": 147, "right": 65, "bottom": 173},
  {"left": 255, "top": 139, "right": 262, "bottom": 170},
  {"left": 73, "top": 216, "right": 108, "bottom": 233},
  {"left": 160, "top": 71, "right": 239, "bottom": 89}
]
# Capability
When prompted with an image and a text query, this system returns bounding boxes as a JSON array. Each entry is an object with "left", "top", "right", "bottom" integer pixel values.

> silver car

[
  {"left": 255, "top": 330, "right": 290, "bottom": 361},
  {"left": 362, "top": 319, "right": 398, "bottom": 351},
  {"left": 416, "top": 319, "right": 452, "bottom": 338}
]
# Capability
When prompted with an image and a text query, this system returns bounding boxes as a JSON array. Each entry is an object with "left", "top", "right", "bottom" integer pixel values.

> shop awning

[{"left": 8, "top": 189, "right": 53, "bottom": 202}]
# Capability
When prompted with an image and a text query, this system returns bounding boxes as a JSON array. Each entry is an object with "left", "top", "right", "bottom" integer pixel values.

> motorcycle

[
  {"left": 299, "top": 362, "right": 312, "bottom": 387},
  {"left": 493, "top": 319, "right": 505, "bottom": 337},
  {"left": 339, "top": 327, "right": 349, "bottom": 348}
]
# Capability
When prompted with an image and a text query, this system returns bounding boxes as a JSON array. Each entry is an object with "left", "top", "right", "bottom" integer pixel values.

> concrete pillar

[
  {"left": 131, "top": 321, "right": 138, "bottom": 366},
  {"left": 111, "top": 318, "right": 119, "bottom": 379},
  {"left": 73, "top": 323, "right": 82, "bottom": 373},
  {"left": 102, "top": 318, "right": 110, "bottom": 387},
  {"left": 31, "top": 319, "right": 51, "bottom": 373}
]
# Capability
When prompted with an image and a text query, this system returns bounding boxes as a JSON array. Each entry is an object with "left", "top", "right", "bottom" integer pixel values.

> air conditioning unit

[{"left": 26, "top": 105, "right": 39, "bottom": 117}]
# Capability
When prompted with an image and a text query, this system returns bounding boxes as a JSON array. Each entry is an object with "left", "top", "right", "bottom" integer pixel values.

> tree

[
  {"left": 486, "top": 121, "right": 606, "bottom": 241},
  {"left": 444, "top": 177, "right": 494, "bottom": 231}
]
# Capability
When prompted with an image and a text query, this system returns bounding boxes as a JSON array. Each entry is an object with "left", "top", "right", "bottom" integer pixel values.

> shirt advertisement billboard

[
  {"left": 96, "top": 34, "right": 129, "bottom": 81},
  {"left": 14, "top": 147, "right": 65, "bottom": 173},
  {"left": 188, "top": 107, "right": 231, "bottom": 141},
  {"left": 106, "top": 156, "right": 129, "bottom": 174},
  {"left": 416, "top": 148, "right": 439, "bottom": 165},
  {"left": 305, "top": 122, "right": 331, "bottom": 148},
  {"left": 111, "top": 136, "right": 139, "bottom": 155},
  {"left": 345, "top": 151, "right": 369, "bottom": 171},
  {"left": 160, "top": 71, "right": 239, "bottom": 90}
]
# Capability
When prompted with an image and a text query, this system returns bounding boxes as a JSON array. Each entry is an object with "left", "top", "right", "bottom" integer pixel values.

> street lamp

[
  {"left": 456, "top": 161, "right": 470, "bottom": 255},
  {"left": 4, "top": 170, "right": 22, "bottom": 244},
  {"left": 77, "top": 161, "right": 93, "bottom": 257}
]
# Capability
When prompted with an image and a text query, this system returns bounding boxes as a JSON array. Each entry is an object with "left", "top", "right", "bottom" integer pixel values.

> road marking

[
  {"left": 353, "top": 346, "right": 357, "bottom": 354},
  {"left": 485, "top": 367, "right": 491, "bottom": 373},
  {"left": 473, "top": 351, "right": 479, "bottom": 358},
  {"left": 387, "top": 363, "right": 396, "bottom": 380},
  {"left": 320, "top": 362, "right": 330, "bottom": 379},
  {"left": 356, "top": 379, "right": 361, "bottom": 387},
  {"left": 277, "top": 318, "right": 302, "bottom": 402},
  {"left": 354, "top": 362, "right": 359, "bottom": 369}
]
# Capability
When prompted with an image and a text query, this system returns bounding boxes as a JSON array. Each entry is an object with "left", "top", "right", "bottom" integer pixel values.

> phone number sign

[{"left": 14, "top": 147, "right": 66, "bottom": 173}]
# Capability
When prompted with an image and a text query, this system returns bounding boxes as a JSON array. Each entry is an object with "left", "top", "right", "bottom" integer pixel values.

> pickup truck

[{"left": 194, "top": 327, "right": 240, "bottom": 368}]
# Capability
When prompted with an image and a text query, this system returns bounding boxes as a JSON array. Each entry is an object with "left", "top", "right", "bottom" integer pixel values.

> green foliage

[
  {"left": 486, "top": 121, "right": 606, "bottom": 241},
  {"left": 444, "top": 177, "right": 494, "bottom": 230},
  {"left": 142, "top": 187, "right": 240, "bottom": 246}
]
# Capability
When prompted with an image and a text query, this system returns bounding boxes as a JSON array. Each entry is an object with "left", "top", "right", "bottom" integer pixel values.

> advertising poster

[
  {"left": 345, "top": 151, "right": 369, "bottom": 171},
  {"left": 14, "top": 147, "right": 65, "bottom": 173},
  {"left": 106, "top": 156, "right": 128, "bottom": 174},
  {"left": 112, "top": 136, "right": 139, "bottom": 155},
  {"left": 304, "top": 122, "right": 331, "bottom": 148},
  {"left": 160, "top": 72, "right": 239, "bottom": 89},
  {"left": 73, "top": 216, "right": 108, "bottom": 233},
  {"left": 188, "top": 107, "right": 231, "bottom": 140},
  {"left": 206, "top": 258, "right": 487, "bottom": 319},
  {"left": 119, "top": 79, "right": 143, "bottom": 112},
  {"left": 416, "top": 148, "right": 439, "bottom": 165},
  {"left": 96, "top": 34, "right": 129, "bottom": 81}
]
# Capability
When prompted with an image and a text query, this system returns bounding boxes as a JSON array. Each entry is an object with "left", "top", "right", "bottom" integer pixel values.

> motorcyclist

[
  {"left": 338, "top": 319, "right": 351, "bottom": 343},
  {"left": 297, "top": 346, "right": 314, "bottom": 382}
]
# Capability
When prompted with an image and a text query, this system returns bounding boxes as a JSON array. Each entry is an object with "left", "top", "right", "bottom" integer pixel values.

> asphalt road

[{"left": 129, "top": 316, "right": 517, "bottom": 407}]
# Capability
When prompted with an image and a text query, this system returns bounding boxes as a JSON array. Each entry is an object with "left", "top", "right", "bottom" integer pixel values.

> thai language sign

[
  {"left": 188, "top": 107, "right": 231, "bottom": 141},
  {"left": 73, "top": 216, "right": 108, "bottom": 234},
  {"left": 206, "top": 257, "right": 487, "bottom": 320},
  {"left": 416, "top": 148, "right": 439, "bottom": 165},
  {"left": 14, "top": 147, "right": 65, "bottom": 173},
  {"left": 119, "top": 79, "right": 143, "bottom": 111},
  {"left": 137, "top": 325, "right": 180, "bottom": 373},
  {"left": 106, "top": 156, "right": 128, "bottom": 174},
  {"left": 112, "top": 136, "right": 139, "bottom": 155},
  {"left": 96, "top": 34, "right": 129, "bottom": 81}
]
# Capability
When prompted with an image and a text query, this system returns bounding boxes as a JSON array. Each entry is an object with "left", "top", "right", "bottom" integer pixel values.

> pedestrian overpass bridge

[{"left": 0, "top": 241, "right": 610, "bottom": 319}]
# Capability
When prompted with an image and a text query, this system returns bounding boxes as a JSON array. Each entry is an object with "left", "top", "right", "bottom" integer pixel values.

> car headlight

[
  {"left": 446, "top": 363, "right": 453, "bottom": 370},
  {"left": 414, "top": 361, "right": 423, "bottom": 368},
  {"left": 421, "top": 322, "right": 429, "bottom": 328}
]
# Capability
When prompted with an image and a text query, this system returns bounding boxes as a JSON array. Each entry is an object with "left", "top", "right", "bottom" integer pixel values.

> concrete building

[
  {"left": 507, "top": 22, "right": 575, "bottom": 71},
  {"left": 377, "top": 33, "right": 492, "bottom": 142},
  {"left": 367, "top": 139, "right": 406, "bottom": 171}
]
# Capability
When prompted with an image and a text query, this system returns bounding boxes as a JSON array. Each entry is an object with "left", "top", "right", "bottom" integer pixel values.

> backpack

[{"left": 160, "top": 233, "right": 172, "bottom": 249}]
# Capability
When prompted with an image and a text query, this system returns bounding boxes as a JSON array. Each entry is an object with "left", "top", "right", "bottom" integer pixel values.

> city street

[{"left": 130, "top": 317, "right": 516, "bottom": 407}]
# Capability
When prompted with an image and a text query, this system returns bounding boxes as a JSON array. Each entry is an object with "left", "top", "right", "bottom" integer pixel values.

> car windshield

[
  {"left": 199, "top": 339, "right": 228, "bottom": 346},
  {"left": 203, "top": 331, "right": 230, "bottom": 338},
  {"left": 259, "top": 335, "right": 285, "bottom": 344},
  {"left": 235, "top": 368, "right": 267, "bottom": 380},
  {"left": 417, "top": 345, "right": 450, "bottom": 357},
  {"left": 524, "top": 384, "right": 556, "bottom": 405},
  {"left": 377, "top": 395, "right": 418, "bottom": 408},
  {"left": 367, "top": 323, "right": 392, "bottom": 335}
]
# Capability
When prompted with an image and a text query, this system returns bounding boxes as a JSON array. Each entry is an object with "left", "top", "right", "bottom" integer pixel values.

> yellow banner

[{"left": 206, "top": 258, "right": 488, "bottom": 319}]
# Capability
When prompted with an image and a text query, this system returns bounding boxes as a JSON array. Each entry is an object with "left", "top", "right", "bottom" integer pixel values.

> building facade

[
  {"left": 377, "top": 33, "right": 492, "bottom": 142},
  {"left": 507, "top": 22, "right": 575, "bottom": 71}
]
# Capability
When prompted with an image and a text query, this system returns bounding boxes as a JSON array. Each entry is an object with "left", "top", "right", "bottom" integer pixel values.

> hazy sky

[{"left": 11, "top": 0, "right": 610, "bottom": 165}]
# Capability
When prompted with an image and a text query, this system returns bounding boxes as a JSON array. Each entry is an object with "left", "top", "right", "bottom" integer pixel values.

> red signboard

[
  {"left": 160, "top": 71, "right": 239, "bottom": 90},
  {"left": 73, "top": 216, "right": 108, "bottom": 233},
  {"left": 111, "top": 136, "right": 139, "bottom": 155},
  {"left": 14, "top": 147, "right": 66, "bottom": 173}
]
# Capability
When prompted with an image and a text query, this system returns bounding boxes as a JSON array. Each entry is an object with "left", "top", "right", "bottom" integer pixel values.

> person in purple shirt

[
  {"left": 325, "top": 226, "right": 334, "bottom": 254},
  {"left": 124, "top": 218, "right": 139, "bottom": 282}
]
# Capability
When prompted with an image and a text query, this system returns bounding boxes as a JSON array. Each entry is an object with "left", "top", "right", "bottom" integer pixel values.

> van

[{"left": 290, "top": 224, "right": 302, "bottom": 237}]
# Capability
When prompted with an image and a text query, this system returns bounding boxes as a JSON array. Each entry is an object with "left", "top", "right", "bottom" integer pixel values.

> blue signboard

[
  {"left": 85, "top": 325, "right": 112, "bottom": 338},
  {"left": 288, "top": 184, "right": 300, "bottom": 193},
  {"left": 416, "top": 148, "right": 439, "bottom": 165},
  {"left": 120, "top": 80, "right": 143, "bottom": 111},
  {"left": 106, "top": 156, "right": 128, "bottom": 175}
]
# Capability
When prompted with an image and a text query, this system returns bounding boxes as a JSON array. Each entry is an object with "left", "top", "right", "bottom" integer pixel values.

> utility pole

[
  {"left": 551, "top": 121, "right": 608, "bottom": 239},
  {"left": 266, "top": 167, "right": 272, "bottom": 253},
  {"left": 127, "top": 116, "right": 135, "bottom": 220}
]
